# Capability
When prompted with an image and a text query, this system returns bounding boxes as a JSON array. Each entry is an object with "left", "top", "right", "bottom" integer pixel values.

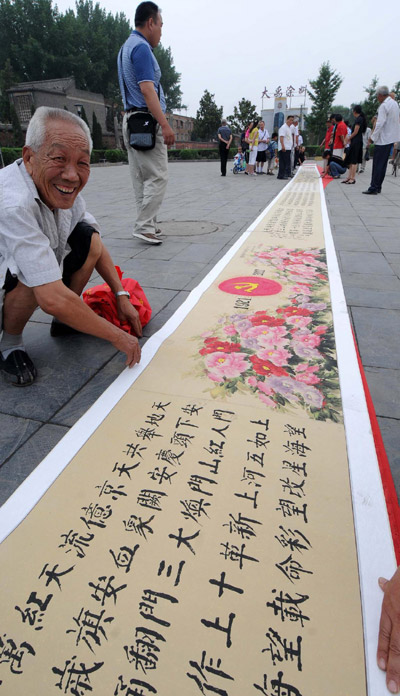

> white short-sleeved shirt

[
  {"left": 0, "top": 160, "right": 99, "bottom": 290},
  {"left": 278, "top": 123, "right": 293, "bottom": 151},
  {"left": 371, "top": 97, "right": 400, "bottom": 146},
  {"left": 257, "top": 128, "right": 270, "bottom": 152}
]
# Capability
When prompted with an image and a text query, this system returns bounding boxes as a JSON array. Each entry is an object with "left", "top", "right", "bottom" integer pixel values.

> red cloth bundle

[{"left": 83, "top": 266, "right": 151, "bottom": 333}]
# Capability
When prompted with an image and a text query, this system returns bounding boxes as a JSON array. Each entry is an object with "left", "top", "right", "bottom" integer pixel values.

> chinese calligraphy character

[
  {"left": 201, "top": 613, "right": 235, "bottom": 648},
  {"left": 124, "top": 626, "right": 165, "bottom": 673},
  {"left": 89, "top": 575, "right": 127, "bottom": 606},
  {"left": 139, "top": 589, "right": 178, "bottom": 627},
  {"left": 276, "top": 500, "right": 308, "bottom": 523},
  {"left": 262, "top": 628, "right": 302, "bottom": 671},
  {"left": 274, "top": 526, "right": 312, "bottom": 554},
  {"left": 59, "top": 530, "right": 94, "bottom": 558},
  {"left": 223, "top": 512, "right": 262, "bottom": 539},
  {"left": 266, "top": 590, "right": 310, "bottom": 627},
  {"left": 0, "top": 634, "right": 35, "bottom": 674},
  {"left": 52, "top": 657, "right": 103, "bottom": 694},
  {"left": 123, "top": 514, "right": 154, "bottom": 539},
  {"left": 220, "top": 542, "right": 259, "bottom": 570},
  {"left": 109, "top": 544, "right": 140, "bottom": 573},
  {"left": 15, "top": 591, "right": 53, "bottom": 631},
  {"left": 209, "top": 572, "right": 244, "bottom": 598},
  {"left": 137, "top": 489, "right": 167, "bottom": 511},
  {"left": 67, "top": 608, "right": 114, "bottom": 652},
  {"left": 39, "top": 563, "right": 75, "bottom": 590}
]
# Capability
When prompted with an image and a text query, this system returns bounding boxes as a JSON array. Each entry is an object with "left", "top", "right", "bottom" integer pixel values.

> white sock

[{"left": 0, "top": 331, "right": 25, "bottom": 359}]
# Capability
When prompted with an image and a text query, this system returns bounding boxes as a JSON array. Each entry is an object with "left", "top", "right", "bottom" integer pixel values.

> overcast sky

[{"left": 55, "top": 0, "right": 399, "bottom": 118}]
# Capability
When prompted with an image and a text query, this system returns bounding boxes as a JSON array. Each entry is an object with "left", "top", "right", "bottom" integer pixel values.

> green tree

[
  {"left": 331, "top": 104, "right": 352, "bottom": 122},
  {"left": 0, "top": 58, "right": 18, "bottom": 122},
  {"left": 361, "top": 76, "right": 379, "bottom": 126},
  {"left": 306, "top": 62, "right": 343, "bottom": 143},
  {"left": 227, "top": 98, "right": 258, "bottom": 134},
  {"left": 153, "top": 43, "right": 184, "bottom": 112},
  {"left": 92, "top": 111, "right": 103, "bottom": 149},
  {"left": 392, "top": 81, "right": 400, "bottom": 102},
  {"left": 80, "top": 105, "right": 89, "bottom": 127},
  {"left": 192, "top": 90, "right": 223, "bottom": 141},
  {"left": 10, "top": 103, "right": 24, "bottom": 146}
]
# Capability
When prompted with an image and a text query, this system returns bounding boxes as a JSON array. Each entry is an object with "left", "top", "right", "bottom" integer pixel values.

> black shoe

[
  {"left": 50, "top": 319, "right": 81, "bottom": 337},
  {"left": 362, "top": 189, "right": 378, "bottom": 195},
  {"left": 0, "top": 349, "right": 37, "bottom": 387}
]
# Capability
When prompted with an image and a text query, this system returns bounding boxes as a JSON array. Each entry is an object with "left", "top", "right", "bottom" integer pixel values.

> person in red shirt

[
  {"left": 332, "top": 114, "right": 348, "bottom": 155},
  {"left": 319, "top": 115, "right": 335, "bottom": 177}
]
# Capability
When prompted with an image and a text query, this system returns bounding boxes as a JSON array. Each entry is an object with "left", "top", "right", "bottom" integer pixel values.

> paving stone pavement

[{"left": 1, "top": 160, "right": 399, "bottom": 505}]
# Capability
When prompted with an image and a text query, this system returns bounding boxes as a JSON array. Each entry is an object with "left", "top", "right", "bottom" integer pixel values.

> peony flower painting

[{"left": 192, "top": 248, "right": 342, "bottom": 422}]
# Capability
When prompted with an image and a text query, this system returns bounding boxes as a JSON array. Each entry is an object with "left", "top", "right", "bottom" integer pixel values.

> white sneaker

[{"left": 132, "top": 232, "right": 162, "bottom": 244}]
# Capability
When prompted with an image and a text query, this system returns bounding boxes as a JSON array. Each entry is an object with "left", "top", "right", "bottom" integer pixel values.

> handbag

[
  {"left": 127, "top": 111, "right": 157, "bottom": 150},
  {"left": 83, "top": 266, "right": 152, "bottom": 333}
]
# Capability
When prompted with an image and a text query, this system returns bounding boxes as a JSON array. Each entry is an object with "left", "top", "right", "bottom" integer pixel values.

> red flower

[
  {"left": 249, "top": 356, "right": 289, "bottom": 377},
  {"left": 317, "top": 274, "right": 327, "bottom": 280},
  {"left": 200, "top": 338, "right": 242, "bottom": 355},
  {"left": 250, "top": 311, "right": 285, "bottom": 327}
]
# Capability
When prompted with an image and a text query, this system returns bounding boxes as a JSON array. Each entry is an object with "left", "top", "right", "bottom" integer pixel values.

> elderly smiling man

[{"left": 0, "top": 106, "right": 142, "bottom": 386}]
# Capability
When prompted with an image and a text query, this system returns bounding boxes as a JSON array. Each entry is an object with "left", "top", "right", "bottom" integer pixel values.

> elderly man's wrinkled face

[{"left": 23, "top": 119, "right": 91, "bottom": 210}]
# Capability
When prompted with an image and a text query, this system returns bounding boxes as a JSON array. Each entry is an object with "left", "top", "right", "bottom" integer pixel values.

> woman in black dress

[{"left": 342, "top": 105, "right": 367, "bottom": 184}]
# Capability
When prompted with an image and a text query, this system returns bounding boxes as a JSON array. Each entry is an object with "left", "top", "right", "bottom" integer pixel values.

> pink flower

[
  {"left": 223, "top": 324, "right": 237, "bottom": 336},
  {"left": 286, "top": 315, "right": 312, "bottom": 328},
  {"left": 247, "top": 376, "right": 258, "bottom": 387},
  {"left": 257, "top": 347, "right": 291, "bottom": 367},
  {"left": 258, "top": 393, "right": 277, "bottom": 407},
  {"left": 290, "top": 284, "right": 312, "bottom": 296},
  {"left": 205, "top": 351, "right": 249, "bottom": 380},
  {"left": 296, "top": 372, "right": 321, "bottom": 385},
  {"left": 294, "top": 330, "right": 321, "bottom": 348},
  {"left": 257, "top": 380, "right": 274, "bottom": 395},
  {"left": 300, "top": 302, "right": 327, "bottom": 311}
]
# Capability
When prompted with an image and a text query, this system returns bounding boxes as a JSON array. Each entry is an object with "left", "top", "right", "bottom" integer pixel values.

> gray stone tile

[
  {"left": 143, "top": 291, "right": 190, "bottom": 336},
  {"left": 377, "top": 417, "right": 400, "bottom": 502},
  {"left": 339, "top": 251, "right": 394, "bottom": 275},
  {"left": 173, "top": 243, "right": 226, "bottom": 264},
  {"left": 50, "top": 354, "right": 127, "bottom": 427},
  {"left": 341, "top": 272, "right": 400, "bottom": 291},
  {"left": 331, "top": 231, "right": 379, "bottom": 252},
  {"left": 369, "top": 232, "right": 400, "bottom": 254},
  {"left": 0, "top": 414, "right": 42, "bottom": 464},
  {"left": 364, "top": 367, "right": 400, "bottom": 419},
  {"left": 115, "top": 258, "right": 206, "bottom": 290},
  {"left": 0, "top": 423, "right": 69, "bottom": 506},
  {"left": 140, "top": 287, "right": 178, "bottom": 316},
  {"left": 1, "top": 322, "right": 116, "bottom": 420},
  {"left": 352, "top": 307, "right": 400, "bottom": 369},
  {"left": 343, "top": 286, "right": 400, "bottom": 309},
  {"left": 134, "top": 241, "right": 191, "bottom": 261}
]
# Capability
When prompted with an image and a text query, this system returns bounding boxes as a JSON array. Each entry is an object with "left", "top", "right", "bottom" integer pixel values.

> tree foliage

[
  {"left": 192, "top": 90, "right": 223, "bottom": 141},
  {"left": 392, "top": 81, "right": 400, "bottom": 102},
  {"left": 153, "top": 44, "right": 184, "bottom": 112},
  {"left": 306, "top": 62, "right": 343, "bottom": 143},
  {"left": 227, "top": 98, "right": 258, "bottom": 134},
  {"left": 361, "top": 76, "right": 379, "bottom": 126},
  {"left": 0, "top": 0, "right": 184, "bottom": 120}
]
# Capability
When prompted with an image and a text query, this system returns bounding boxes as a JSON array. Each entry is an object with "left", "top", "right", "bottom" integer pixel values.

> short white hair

[
  {"left": 25, "top": 106, "right": 93, "bottom": 152},
  {"left": 376, "top": 85, "right": 389, "bottom": 97}
]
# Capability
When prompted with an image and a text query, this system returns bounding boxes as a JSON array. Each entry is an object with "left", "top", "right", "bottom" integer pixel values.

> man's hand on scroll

[{"left": 378, "top": 568, "right": 400, "bottom": 693}]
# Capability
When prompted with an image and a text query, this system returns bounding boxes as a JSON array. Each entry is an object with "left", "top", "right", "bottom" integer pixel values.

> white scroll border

[{"left": 0, "top": 165, "right": 395, "bottom": 694}]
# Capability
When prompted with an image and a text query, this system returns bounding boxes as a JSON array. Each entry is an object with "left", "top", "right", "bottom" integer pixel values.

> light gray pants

[{"left": 123, "top": 114, "right": 168, "bottom": 235}]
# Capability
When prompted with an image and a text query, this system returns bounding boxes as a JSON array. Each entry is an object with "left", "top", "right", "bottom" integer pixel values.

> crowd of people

[
  {"left": 320, "top": 87, "right": 400, "bottom": 194},
  {"left": 217, "top": 115, "right": 306, "bottom": 178}
]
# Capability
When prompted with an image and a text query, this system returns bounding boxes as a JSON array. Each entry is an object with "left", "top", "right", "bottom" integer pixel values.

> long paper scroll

[{"left": 0, "top": 166, "right": 394, "bottom": 695}]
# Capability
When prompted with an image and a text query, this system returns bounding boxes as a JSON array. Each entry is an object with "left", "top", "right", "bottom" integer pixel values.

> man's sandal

[{"left": 0, "top": 349, "right": 37, "bottom": 387}]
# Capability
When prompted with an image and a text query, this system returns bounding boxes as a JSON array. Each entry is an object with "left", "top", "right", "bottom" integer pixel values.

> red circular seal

[{"left": 218, "top": 276, "right": 282, "bottom": 296}]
